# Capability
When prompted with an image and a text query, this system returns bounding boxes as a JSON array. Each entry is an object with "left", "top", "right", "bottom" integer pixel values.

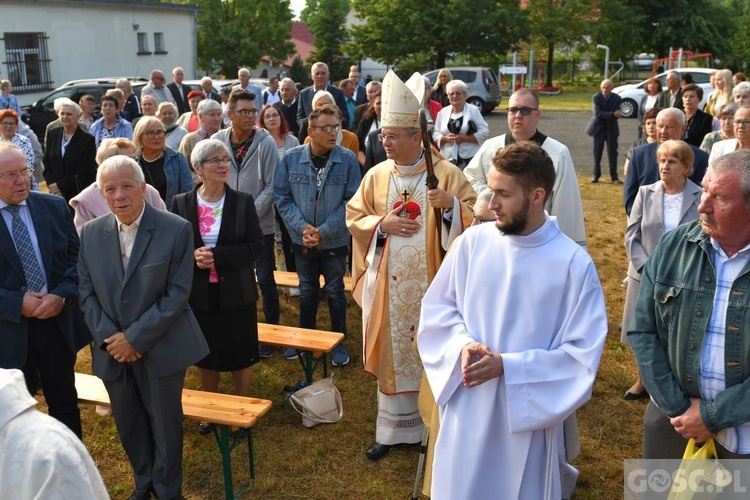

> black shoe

[
  {"left": 127, "top": 489, "right": 154, "bottom": 500},
  {"left": 198, "top": 422, "right": 214, "bottom": 435},
  {"left": 623, "top": 389, "right": 649, "bottom": 401},
  {"left": 612, "top": 178, "right": 623, "bottom": 184},
  {"left": 366, "top": 442, "right": 391, "bottom": 460},
  {"left": 259, "top": 344, "right": 276, "bottom": 358},
  {"left": 590, "top": 177, "right": 600, "bottom": 183}
]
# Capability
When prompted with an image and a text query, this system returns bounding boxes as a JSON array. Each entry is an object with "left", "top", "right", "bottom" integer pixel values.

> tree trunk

[
  {"left": 546, "top": 42, "right": 554, "bottom": 88},
  {"left": 436, "top": 51, "right": 446, "bottom": 69}
]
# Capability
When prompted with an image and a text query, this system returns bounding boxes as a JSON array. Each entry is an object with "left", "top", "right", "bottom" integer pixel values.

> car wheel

[
  {"left": 467, "top": 97, "right": 485, "bottom": 113},
  {"left": 620, "top": 99, "right": 637, "bottom": 119}
]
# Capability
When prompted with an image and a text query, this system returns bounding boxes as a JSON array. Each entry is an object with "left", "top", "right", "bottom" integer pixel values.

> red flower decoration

[{"left": 197, "top": 204, "right": 216, "bottom": 235}]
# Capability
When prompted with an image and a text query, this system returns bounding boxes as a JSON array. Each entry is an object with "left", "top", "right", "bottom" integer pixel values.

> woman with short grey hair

[
  {"left": 734, "top": 81, "right": 750, "bottom": 107},
  {"left": 170, "top": 138, "right": 264, "bottom": 434},
  {"left": 433, "top": 79, "right": 489, "bottom": 169},
  {"left": 178, "top": 99, "right": 223, "bottom": 168},
  {"left": 157, "top": 102, "right": 188, "bottom": 151}
]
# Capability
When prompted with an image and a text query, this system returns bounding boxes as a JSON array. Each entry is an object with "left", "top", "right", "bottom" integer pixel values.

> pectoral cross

[{"left": 400, "top": 189, "right": 410, "bottom": 218}]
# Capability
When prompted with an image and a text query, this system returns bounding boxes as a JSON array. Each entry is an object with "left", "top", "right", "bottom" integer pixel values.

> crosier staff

[{"left": 419, "top": 109, "right": 443, "bottom": 257}]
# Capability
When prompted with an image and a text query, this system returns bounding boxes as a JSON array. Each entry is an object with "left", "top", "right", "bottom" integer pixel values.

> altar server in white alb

[{"left": 417, "top": 141, "right": 608, "bottom": 500}]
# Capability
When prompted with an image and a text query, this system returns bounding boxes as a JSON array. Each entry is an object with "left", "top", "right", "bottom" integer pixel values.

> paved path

[{"left": 483, "top": 109, "right": 640, "bottom": 180}]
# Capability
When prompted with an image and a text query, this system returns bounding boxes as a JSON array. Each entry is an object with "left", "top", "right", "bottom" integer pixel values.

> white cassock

[{"left": 417, "top": 217, "right": 607, "bottom": 500}]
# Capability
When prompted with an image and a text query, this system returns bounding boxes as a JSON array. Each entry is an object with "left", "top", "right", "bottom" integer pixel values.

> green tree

[
  {"left": 289, "top": 56, "right": 310, "bottom": 86},
  {"left": 347, "top": 0, "right": 527, "bottom": 70},
  {"left": 301, "top": 0, "right": 350, "bottom": 79},
  {"left": 723, "top": 0, "right": 750, "bottom": 69},
  {"left": 525, "top": 0, "right": 590, "bottom": 87},
  {"left": 180, "top": 0, "right": 296, "bottom": 76}
]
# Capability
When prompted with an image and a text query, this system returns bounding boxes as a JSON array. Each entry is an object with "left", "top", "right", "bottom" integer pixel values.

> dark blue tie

[{"left": 5, "top": 204, "right": 46, "bottom": 292}]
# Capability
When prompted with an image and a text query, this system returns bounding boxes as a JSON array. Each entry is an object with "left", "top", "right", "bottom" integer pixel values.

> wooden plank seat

[
  {"left": 75, "top": 372, "right": 272, "bottom": 499},
  {"left": 273, "top": 270, "right": 353, "bottom": 292},
  {"left": 257, "top": 322, "right": 344, "bottom": 383}
]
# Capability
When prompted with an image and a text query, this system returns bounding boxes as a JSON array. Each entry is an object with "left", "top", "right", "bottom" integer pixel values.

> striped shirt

[{"left": 699, "top": 238, "right": 750, "bottom": 453}]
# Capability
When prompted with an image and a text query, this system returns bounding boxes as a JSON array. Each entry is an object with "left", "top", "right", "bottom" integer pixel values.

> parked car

[
  {"left": 632, "top": 53, "right": 656, "bottom": 70},
  {"left": 21, "top": 78, "right": 147, "bottom": 143},
  {"left": 613, "top": 67, "right": 715, "bottom": 119},
  {"left": 423, "top": 66, "right": 502, "bottom": 114}
]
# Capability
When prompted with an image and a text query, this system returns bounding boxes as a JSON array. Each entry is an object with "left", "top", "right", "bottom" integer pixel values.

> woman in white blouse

[
  {"left": 621, "top": 140, "right": 701, "bottom": 399},
  {"left": 433, "top": 80, "right": 489, "bottom": 169}
]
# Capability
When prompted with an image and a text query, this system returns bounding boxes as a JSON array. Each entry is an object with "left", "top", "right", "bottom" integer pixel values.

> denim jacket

[
  {"left": 273, "top": 143, "right": 361, "bottom": 249},
  {"left": 137, "top": 148, "right": 193, "bottom": 208},
  {"left": 629, "top": 220, "right": 750, "bottom": 434},
  {"left": 89, "top": 117, "right": 133, "bottom": 148}
]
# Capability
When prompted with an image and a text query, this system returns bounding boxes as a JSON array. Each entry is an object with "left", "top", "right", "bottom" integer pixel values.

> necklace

[{"left": 141, "top": 150, "right": 164, "bottom": 162}]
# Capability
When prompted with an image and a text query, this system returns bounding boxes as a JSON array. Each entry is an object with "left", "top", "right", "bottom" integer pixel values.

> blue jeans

[
  {"left": 256, "top": 233, "right": 280, "bottom": 325},
  {"left": 294, "top": 251, "right": 347, "bottom": 335}
]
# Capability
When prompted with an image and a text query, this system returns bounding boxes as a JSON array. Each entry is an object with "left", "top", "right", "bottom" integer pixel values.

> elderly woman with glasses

[
  {"left": 170, "top": 139, "right": 264, "bottom": 433},
  {"left": 178, "top": 99, "right": 224, "bottom": 173},
  {"left": 700, "top": 103, "right": 738, "bottom": 155},
  {"left": 0, "top": 110, "right": 39, "bottom": 191},
  {"left": 708, "top": 105, "right": 750, "bottom": 164},
  {"left": 433, "top": 79, "right": 489, "bottom": 169},
  {"left": 134, "top": 116, "right": 192, "bottom": 207}
]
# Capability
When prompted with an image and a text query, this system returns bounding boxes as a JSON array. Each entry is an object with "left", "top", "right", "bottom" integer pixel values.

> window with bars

[
  {"left": 137, "top": 32, "right": 151, "bottom": 54},
  {"left": 154, "top": 33, "right": 166, "bottom": 54},
  {"left": 2, "top": 32, "right": 52, "bottom": 93}
]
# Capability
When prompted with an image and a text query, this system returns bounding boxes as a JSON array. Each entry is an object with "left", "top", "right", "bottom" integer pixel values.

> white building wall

[{"left": 0, "top": 1, "right": 197, "bottom": 106}]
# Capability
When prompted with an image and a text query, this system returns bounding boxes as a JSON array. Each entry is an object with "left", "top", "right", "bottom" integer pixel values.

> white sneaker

[{"left": 95, "top": 405, "right": 112, "bottom": 416}]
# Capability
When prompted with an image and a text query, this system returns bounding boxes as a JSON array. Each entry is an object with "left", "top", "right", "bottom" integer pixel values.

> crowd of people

[{"left": 1, "top": 60, "right": 750, "bottom": 500}]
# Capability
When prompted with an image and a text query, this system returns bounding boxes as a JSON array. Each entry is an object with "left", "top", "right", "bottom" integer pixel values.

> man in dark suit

[
  {"left": 656, "top": 71, "right": 684, "bottom": 111},
  {"left": 78, "top": 156, "right": 209, "bottom": 500},
  {"left": 348, "top": 68, "right": 368, "bottom": 106},
  {"left": 624, "top": 108, "right": 708, "bottom": 215},
  {"left": 278, "top": 77, "right": 299, "bottom": 136},
  {"left": 167, "top": 66, "right": 190, "bottom": 115},
  {"left": 296, "top": 62, "right": 350, "bottom": 130},
  {"left": 0, "top": 143, "right": 91, "bottom": 438},
  {"left": 586, "top": 79, "right": 622, "bottom": 183},
  {"left": 201, "top": 76, "right": 222, "bottom": 103}
]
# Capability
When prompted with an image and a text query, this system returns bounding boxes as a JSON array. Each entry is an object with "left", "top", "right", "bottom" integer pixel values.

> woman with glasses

[
  {"left": 433, "top": 80, "right": 489, "bottom": 170},
  {"left": 708, "top": 106, "right": 750, "bottom": 164},
  {"left": 259, "top": 103, "right": 299, "bottom": 161},
  {"left": 170, "top": 139, "right": 264, "bottom": 434},
  {"left": 134, "top": 116, "right": 192, "bottom": 207},
  {"left": 0, "top": 110, "right": 39, "bottom": 191},
  {"left": 178, "top": 99, "right": 224, "bottom": 175},
  {"left": 700, "top": 103, "right": 737, "bottom": 155}
]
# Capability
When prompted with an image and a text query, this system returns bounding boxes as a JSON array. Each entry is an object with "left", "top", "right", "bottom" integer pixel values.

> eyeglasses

[
  {"left": 201, "top": 157, "right": 231, "bottom": 167},
  {"left": 144, "top": 130, "right": 165, "bottom": 138},
  {"left": 506, "top": 107, "right": 538, "bottom": 116},
  {"left": 264, "top": 113, "right": 280, "bottom": 119},
  {"left": 473, "top": 215, "right": 495, "bottom": 224},
  {"left": 311, "top": 124, "right": 341, "bottom": 134},
  {"left": 0, "top": 121, "right": 16, "bottom": 127},
  {"left": 0, "top": 167, "right": 32, "bottom": 181},
  {"left": 378, "top": 132, "right": 417, "bottom": 142},
  {"left": 735, "top": 119, "right": 750, "bottom": 126},
  {"left": 233, "top": 108, "right": 259, "bottom": 117}
]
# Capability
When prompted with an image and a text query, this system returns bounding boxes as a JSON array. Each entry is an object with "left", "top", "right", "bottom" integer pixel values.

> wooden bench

[
  {"left": 257, "top": 322, "right": 344, "bottom": 383},
  {"left": 75, "top": 373, "right": 272, "bottom": 500},
  {"left": 273, "top": 270, "right": 353, "bottom": 292}
]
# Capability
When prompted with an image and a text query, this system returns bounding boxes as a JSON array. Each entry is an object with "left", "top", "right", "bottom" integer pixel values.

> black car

[{"left": 21, "top": 78, "right": 147, "bottom": 143}]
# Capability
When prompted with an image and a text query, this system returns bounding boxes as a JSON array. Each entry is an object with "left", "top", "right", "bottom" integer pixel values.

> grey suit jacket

[
  {"left": 625, "top": 179, "right": 701, "bottom": 279},
  {"left": 78, "top": 203, "right": 208, "bottom": 381}
]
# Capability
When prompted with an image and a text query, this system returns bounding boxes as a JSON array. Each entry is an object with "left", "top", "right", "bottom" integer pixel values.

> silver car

[
  {"left": 423, "top": 66, "right": 502, "bottom": 114},
  {"left": 613, "top": 67, "right": 715, "bottom": 119}
]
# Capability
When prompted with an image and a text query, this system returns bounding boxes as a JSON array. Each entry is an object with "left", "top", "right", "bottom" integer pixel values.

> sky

[{"left": 290, "top": 0, "right": 304, "bottom": 20}]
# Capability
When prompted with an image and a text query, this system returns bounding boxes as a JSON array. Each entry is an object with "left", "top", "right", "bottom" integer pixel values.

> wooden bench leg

[
  {"left": 212, "top": 425, "right": 254, "bottom": 499},
  {"left": 296, "top": 351, "right": 327, "bottom": 383}
]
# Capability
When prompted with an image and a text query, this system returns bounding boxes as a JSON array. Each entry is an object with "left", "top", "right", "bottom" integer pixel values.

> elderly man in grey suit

[{"left": 78, "top": 155, "right": 209, "bottom": 500}]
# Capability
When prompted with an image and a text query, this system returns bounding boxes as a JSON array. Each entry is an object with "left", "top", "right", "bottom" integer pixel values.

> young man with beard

[{"left": 418, "top": 141, "right": 607, "bottom": 499}]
